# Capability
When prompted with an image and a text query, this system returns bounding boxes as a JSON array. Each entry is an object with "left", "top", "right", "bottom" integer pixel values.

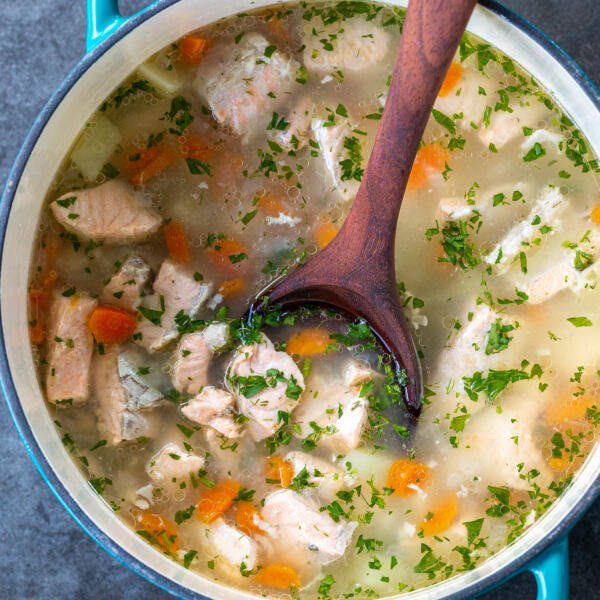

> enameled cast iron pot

[{"left": 1, "top": 1, "right": 599, "bottom": 598}]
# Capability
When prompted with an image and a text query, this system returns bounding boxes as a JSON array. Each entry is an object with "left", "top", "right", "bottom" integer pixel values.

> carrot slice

[
  {"left": 180, "top": 35, "right": 210, "bottom": 64},
  {"left": 255, "top": 564, "right": 301, "bottom": 590},
  {"left": 387, "top": 459, "right": 430, "bottom": 497},
  {"left": 130, "top": 146, "right": 176, "bottom": 186},
  {"left": 164, "top": 222, "right": 191, "bottom": 263},
  {"left": 206, "top": 237, "right": 249, "bottom": 271},
  {"left": 545, "top": 396, "right": 594, "bottom": 426},
  {"left": 591, "top": 202, "right": 600, "bottom": 226},
  {"left": 219, "top": 277, "right": 247, "bottom": 299},
  {"left": 258, "top": 194, "right": 288, "bottom": 217},
  {"left": 286, "top": 328, "right": 331, "bottom": 356},
  {"left": 137, "top": 512, "right": 180, "bottom": 554},
  {"left": 179, "top": 134, "right": 212, "bottom": 161},
  {"left": 314, "top": 222, "right": 338, "bottom": 248},
  {"left": 88, "top": 305, "right": 138, "bottom": 344},
  {"left": 420, "top": 494, "right": 458, "bottom": 536},
  {"left": 438, "top": 62, "right": 464, "bottom": 97},
  {"left": 235, "top": 501, "right": 265, "bottom": 536},
  {"left": 407, "top": 143, "right": 449, "bottom": 192},
  {"left": 196, "top": 479, "right": 240, "bottom": 523},
  {"left": 265, "top": 455, "right": 293, "bottom": 488}
]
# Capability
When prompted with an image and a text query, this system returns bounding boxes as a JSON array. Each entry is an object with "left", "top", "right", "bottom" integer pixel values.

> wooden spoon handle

[{"left": 334, "top": 0, "right": 477, "bottom": 270}]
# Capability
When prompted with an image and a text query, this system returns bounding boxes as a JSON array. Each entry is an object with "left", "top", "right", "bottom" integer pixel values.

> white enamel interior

[{"left": 2, "top": 1, "right": 599, "bottom": 598}]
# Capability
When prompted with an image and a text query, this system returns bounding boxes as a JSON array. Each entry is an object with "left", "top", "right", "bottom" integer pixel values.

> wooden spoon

[{"left": 262, "top": 0, "right": 477, "bottom": 415}]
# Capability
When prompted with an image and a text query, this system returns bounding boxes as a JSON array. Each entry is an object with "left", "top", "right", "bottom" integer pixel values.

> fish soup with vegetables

[{"left": 29, "top": 1, "right": 600, "bottom": 596}]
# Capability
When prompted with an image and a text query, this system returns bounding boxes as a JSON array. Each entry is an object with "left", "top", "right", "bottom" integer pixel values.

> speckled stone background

[{"left": 0, "top": 1, "right": 598, "bottom": 598}]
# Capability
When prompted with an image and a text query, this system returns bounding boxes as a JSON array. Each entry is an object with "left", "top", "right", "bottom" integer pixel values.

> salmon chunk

[
  {"left": 182, "top": 387, "right": 242, "bottom": 438},
  {"left": 228, "top": 334, "right": 305, "bottom": 441},
  {"left": 311, "top": 116, "right": 361, "bottom": 202},
  {"left": 146, "top": 442, "right": 206, "bottom": 488},
  {"left": 135, "top": 259, "right": 213, "bottom": 352},
  {"left": 46, "top": 293, "right": 97, "bottom": 405},
  {"left": 51, "top": 180, "right": 161, "bottom": 244},
  {"left": 92, "top": 346, "right": 157, "bottom": 444},
  {"left": 261, "top": 489, "right": 356, "bottom": 565},
  {"left": 486, "top": 187, "right": 566, "bottom": 272},
  {"left": 171, "top": 322, "right": 230, "bottom": 394},
  {"left": 195, "top": 33, "right": 300, "bottom": 141},
  {"left": 205, "top": 518, "right": 258, "bottom": 571},
  {"left": 285, "top": 451, "right": 355, "bottom": 502},
  {"left": 302, "top": 16, "right": 390, "bottom": 74},
  {"left": 100, "top": 255, "right": 152, "bottom": 311},
  {"left": 268, "top": 96, "right": 313, "bottom": 152},
  {"left": 293, "top": 375, "right": 368, "bottom": 455}
]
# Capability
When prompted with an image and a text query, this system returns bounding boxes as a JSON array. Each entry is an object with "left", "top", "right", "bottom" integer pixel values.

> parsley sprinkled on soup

[{"left": 28, "top": 2, "right": 599, "bottom": 597}]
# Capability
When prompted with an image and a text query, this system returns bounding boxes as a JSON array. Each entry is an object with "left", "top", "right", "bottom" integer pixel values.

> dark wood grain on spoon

[{"left": 264, "top": 0, "right": 477, "bottom": 415}]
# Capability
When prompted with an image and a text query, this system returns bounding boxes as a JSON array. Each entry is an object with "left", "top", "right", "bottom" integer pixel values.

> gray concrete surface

[{"left": 0, "top": 1, "right": 598, "bottom": 598}]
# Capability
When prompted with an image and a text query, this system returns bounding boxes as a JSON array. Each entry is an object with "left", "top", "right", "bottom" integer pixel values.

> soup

[{"left": 28, "top": 1, "right": 599, "bottom": 597}]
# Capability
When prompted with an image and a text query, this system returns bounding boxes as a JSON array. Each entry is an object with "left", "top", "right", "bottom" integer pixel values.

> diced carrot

[
  {"left": 387, "top": 459, "right": 430, "bottom": 497},
  {"left": 206, "top": 237, "right": 249, "bottom": 272},
  {"left": 258, "top": 194, "right": 288, "bottom": 217},
  {"left": 180, "top": 35, "right": 211, "bottom": 65},
  {"left": 406, "top": 143, "right": 449, "bottom": 192},
  {"left": 235, "top": 501, "right": 265, "bottom": 536},
  {"left": 29, "top": 321, "right": 45, "bottom": 344},
  {"left": 196, "top": 479, "right": 240, "bottom": 523},
  {"left": 548, "top": 454, "right": 571, "bottom": 472},
  {"left": 164, "top": 222, "right": 191, "bottom": 263},
  {"left": 314, "top": 222, "right": 338, "bottom": 248},
  {"left": 219, "top": 277, "right": 247, "bottom": 299},
  {"left": 591, "top": 202, "right": 600, "bottom": 226},
  {"left": 545, "top": 396, "right": 594, "bottom": 426},
  {"left": 438, "top": 62, "right": 464, "bottom": 97},
  {"left": 88, "top": 305, "right": 138, "bottom": 344},
  {"left": 255, "top": 564, "right": 301, "bottom": 590},
  {"left": 130, "top": 145, "right": 176, "bottom": 186},
  {"left": 137, "top": 512, "right": 180, "bottom": 554},
  {"left": 265, "top": 455, "right": 294, "bottom": 488},
  {"left": 420, "top": 494, "right": 458, "bottom": 536},
  {"left": 286, "top": 328, "right": 332, "bottom": 356},
  {"left": 179, "top": 134, "right": 212, "bottom": 161}
]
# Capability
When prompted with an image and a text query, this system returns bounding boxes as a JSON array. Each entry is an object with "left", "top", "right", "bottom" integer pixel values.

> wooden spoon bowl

[{"left": 256, "top": 0, "right": 477, "bottom": 416}]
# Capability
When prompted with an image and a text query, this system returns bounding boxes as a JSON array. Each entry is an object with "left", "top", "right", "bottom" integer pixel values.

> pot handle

[
  {"left": 86, "top": 0, "right": 158, "bottom": 52},
  {"left": 523, "top": 536, "right": 569, "bottom": 600}
]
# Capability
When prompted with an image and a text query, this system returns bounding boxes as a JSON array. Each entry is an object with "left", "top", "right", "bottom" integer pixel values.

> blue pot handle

[
  {"left": 86, "top": 0, "right": 159, "bottom": 52},
  {"left": 523, "top": 536, "right": 569, "bottom": 600}
]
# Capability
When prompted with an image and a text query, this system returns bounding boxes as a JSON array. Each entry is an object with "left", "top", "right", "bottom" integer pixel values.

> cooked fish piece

[
  {"left": 268, "top": 96, "right": 313, "bottom": 152},
  {"left": 146, "top": 442, "right": 206, "bottom": 487},
  {"left": 92, "top": 346, "right": 155, "bottom": 445},
  {"left": 195, "top": 32, "right": 300, "bottom": 140},
  {"left": 135, "top": 259, "right": 213, "bottom": 352},
  {"left": 171, "top": 322, "right": 230, "bottom": 394},
  {"left": 205, "top": 518, "right": 258, "bottom": 570},
  {"left": 228, "top": 334, "right": 305, "bottom": 441},
  {"left": 182, "top": 387, "right": 242, "bottom": 438},
  {"left": 100, "top": 255, "right": 152, "bottom": 312},
  {"left": 261, "top": 489, "right": 357, "bottom": 565},
  {"left": 520, "top": 228, "right": 600, "bottom": 304},
  {"left": 486, "top": 187, "right": 567, "bottom": 272},
  {"left": 46, "top": 293, "right": 97, "bottom": 406},
  {"left": 117, "top": 351, "right": 165, "bottom": 411},
  {"left": 453, "top": 390, "right": 552, "bottom": 491},
  {"left": 478, "top": 102, "right": 546, "bottom": 150},
  {"left": 438, "top": 182, "right": 529, "bottom": 220},
  {"left": 293, "top": 375, "right": 368, "bottom": 455},
  {"left": 285, "top": 451, "right": 355, "bottom": 502},
  {"left": 520, "top": 128, "right": 563, "bottom": 157},
  {"left": 312, "top": 116, "right": 361, "bottom": 202},
  {"left": 344, "top": 360, "right": 374, "bottom": 387},
  {"left": 50, "top": 180, "right": 161, "bottom": 244},
  {"left": 302, "top": 16, "right": 390, "bottom": 74}
]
